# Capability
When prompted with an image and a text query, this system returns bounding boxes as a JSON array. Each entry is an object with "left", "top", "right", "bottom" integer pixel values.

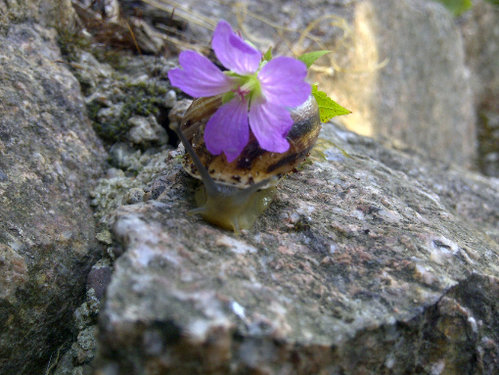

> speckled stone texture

[
  {"left": 0, "top": 22, "right": 105, "bottom": 375},
  {"left": 93, "top": 121, "right": 498, "bottom": 374},
  {"left": 0, "top": 0, "right": 76, "bottom": 31}
]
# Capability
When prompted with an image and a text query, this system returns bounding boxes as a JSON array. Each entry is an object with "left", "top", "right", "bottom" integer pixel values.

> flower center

[
  {"left": 224, "top": 70, "right": 263, "bottom": 106},
  {"left": 238, "top": 74, "right": 261, "bottom": 100}
]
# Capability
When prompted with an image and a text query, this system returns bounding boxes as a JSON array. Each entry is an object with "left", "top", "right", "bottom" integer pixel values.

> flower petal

[
  {"left": 258, "top": 56, "right": 310, "bottom": 107},
  {"left": 168, "top": 50, "right": 235, "bottom": 97},
  {"left": 204, "top": 98, "right": 250, "bottom": 162},
  {"left": 212, "top": 20, "right": 261, "bottom": 75},
  {"left": 248, "top": 98, "right": 293, "bottom": 153}
]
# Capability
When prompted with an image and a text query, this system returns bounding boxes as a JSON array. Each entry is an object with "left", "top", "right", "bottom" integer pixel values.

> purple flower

[{"left": 168, "top": 20, "right": 310, "bottom": 162}]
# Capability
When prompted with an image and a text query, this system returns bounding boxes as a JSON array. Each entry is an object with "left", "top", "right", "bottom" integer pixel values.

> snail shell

[
  {"left": 172, "top": 94, "right": 321, "bottom": 232},
  {"left": 180, "top": 94, "right": 321, "bottom": 188}
]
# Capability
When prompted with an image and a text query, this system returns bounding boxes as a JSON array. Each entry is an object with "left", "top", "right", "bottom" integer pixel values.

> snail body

[{"left": 171, "top": 94, "right": 321, "bottom": 232}]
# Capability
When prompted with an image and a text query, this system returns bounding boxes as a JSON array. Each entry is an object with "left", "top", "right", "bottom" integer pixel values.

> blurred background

[{"left": 68, "top": 0, "right": 498, "bottom": 176}]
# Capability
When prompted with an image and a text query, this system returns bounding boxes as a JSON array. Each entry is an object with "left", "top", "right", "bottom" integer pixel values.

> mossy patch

[
  {"left": 0, "top": 1, "right": 36, "bottom": 33},
  {"left": 57, "top": 28, "right": 130, "bottom": 70},
  {"left": 57, "top": 29, "right": 93, "bottom": 63},
  {"left": 88, "top": 82, "right": 167, "bottom": 144}
]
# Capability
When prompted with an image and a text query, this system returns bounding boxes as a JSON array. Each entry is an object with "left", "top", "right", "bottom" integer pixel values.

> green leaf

[
  {"left": 311, "top": 84, "right": 351, "bottom": 123},
  {"left": 263, "top": 47, "right": 272, "bottom": 62},
  {"left": 434, "top": 0, "right": 472, "bottom": 16},
  {"left": 298, "top": 50, "right": 331, "bottom": 68},
  {"left": 484, "top": 0, "right": 499, "bottom": 6}
]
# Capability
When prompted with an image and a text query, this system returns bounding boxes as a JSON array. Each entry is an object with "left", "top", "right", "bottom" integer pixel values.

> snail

[{"left": 170, "top": 94, "right": 321, "bottom": 232}]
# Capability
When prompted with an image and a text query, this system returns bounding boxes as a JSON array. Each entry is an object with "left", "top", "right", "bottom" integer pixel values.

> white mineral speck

[
  {"left": 215, "top": 235, "right": 257, "bottom": 254},
  {"left": 231, "top": 301, "right": 246, "bottom": 319},
  {"left": 430, "top": 360, "right": 445, "bottom": 375},
  {"left": 385, "top": 354, "right": 395, "bottom": 369},
  {"left": 467, "top": 316, "right": 478, "bottom": 333},
  {"left": 329, "top": 244, "right": 337, "bottom": 255}
]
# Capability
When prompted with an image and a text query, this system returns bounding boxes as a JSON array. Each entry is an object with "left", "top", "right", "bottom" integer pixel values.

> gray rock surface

[
  {"left": 74, "top": 50, "right": 176, "bottom": 146},
  {"left": 0, "top": 22, "right": 105, "bottom": 374},
  {"left": 127, "top": 115, "right": 168, "bottom": 147},
  {"left": 0, "top": 0, "right": 77, "bottom": 31},
  {"left": 327, "top": 0, "right": 476, "bottom": 169},
  {"left": 92, "top": 118, "right": 498, "bottom": 373},
  {"left": 460, "top": 0, "right": 499, "bottom": 176}
]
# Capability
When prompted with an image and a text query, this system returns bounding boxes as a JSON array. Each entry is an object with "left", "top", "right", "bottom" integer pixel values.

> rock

[
  {"left": 0, "top": 0, "right": 77, "bottom": 31},
  {"left": 18, "top": 2, "right": 491, "bottom": 373},
  {"left": 72, "top": 51, "right": 114, "bottom": 95},
  {"left": 323, "top": 0, "right": 476, "bottom": 169},
  {"left": 53, "top": 287, "right": 102, "bottom": 375},
  {"left": 39, "top": 0, "right": 78, "bottom": 30},
  {"left": 127, "top": 16, "right": 166, "bottom": 55},
  {"left": 90, "top": 149, "right": 179, "bottom": 226},
  {"left": 72, "top": 0, "right": 169, "bottom": 55},
  {"left": 74, "top": 288, "right": 101, "bottom": 332},
  {"left": 0, "top": 0, "right": 38, "bottom": 31},
  {"left": 79, "top": 54, "right": 175, "bottom": 144},
  {"left": 167, "top": 99, "right": 192, "bottom": 128},
  {"left": 53, "top": 349, "right": 74, "bottom": 375},
  {"left": 0, "top": 22, "right": 105, "bottom": 375},
  {"left": 460, "top": 0, "right": 499, "bottom": 176},
  {"left": 164, "top": 90, "right": 177, "bottom": 108},
  {"left": 73, "top": 325, "right": 98, "bottom": 364},
  {"left": 93, "top": 118, "right": 498, "bottom": 373},
  {"left": 127, "top": 115, "right": 168, "bottom": 147},
  {"left": 108, "top": 142, "right": 138, "bottom": 170},
  {"left": 124, "top": 187, "right": 145, "bottom": 205},
  {"left": 0, "top": 244, "right": 28, "bottom": 302},
  {"left": 86, "top": 261, "right": 113, "bottom": 300}
]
